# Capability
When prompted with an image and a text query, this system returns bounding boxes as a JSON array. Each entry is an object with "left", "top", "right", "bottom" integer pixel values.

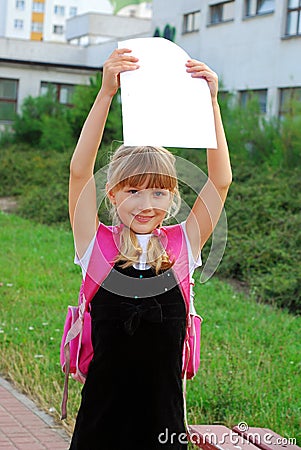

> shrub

[
  {"left": 40, "top": 115, "right": 74, "bottom": 152},
  {"left": 218, "top": 165, "right": 301, "bottom": 314},
  {"left": 18, "top": 182, "right": 69, "bottom": 225},
  {"left": 68, "top": 72, "right": 122, "bottom": 146},
  {"left": 272, "top": 98, "right": 301, "bottom": 169},
  {"left": 13, "top": 88, "right": 75, "bottom": 152}
]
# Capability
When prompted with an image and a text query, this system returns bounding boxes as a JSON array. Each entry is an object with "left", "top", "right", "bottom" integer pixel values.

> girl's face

[{"left": 108, "top": 180, "right": 173, "bottom": 234}]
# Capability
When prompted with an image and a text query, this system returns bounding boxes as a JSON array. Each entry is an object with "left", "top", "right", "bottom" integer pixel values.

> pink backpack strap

[
  {"left": 161, "top": 224, "right": 190, "bottom": 314},
  {"left": 83, "top": 223, "right": 120, "bottom": 309},
  {"left": 61, "top": 224, "right": 119, "bottom": 419}
]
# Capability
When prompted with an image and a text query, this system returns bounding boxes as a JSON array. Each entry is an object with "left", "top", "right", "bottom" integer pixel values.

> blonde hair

[{"left": 106, "top": 145, "right": 181, "bottom": 273}]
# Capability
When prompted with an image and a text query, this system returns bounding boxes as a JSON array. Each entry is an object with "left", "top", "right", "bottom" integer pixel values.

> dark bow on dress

[{"left": 120, "top": 297, "right": 163, "bottom": 336}]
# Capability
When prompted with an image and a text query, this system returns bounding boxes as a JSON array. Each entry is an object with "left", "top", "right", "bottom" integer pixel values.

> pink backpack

[{"left": 60, "top": 223, "right": 202, "bottom": 419}]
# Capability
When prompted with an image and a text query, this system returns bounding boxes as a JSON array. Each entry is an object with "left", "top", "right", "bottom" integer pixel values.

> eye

[
  {"left": 128, "top": 189, "right": 139, "bottom": 195},
  {"left": 153, "top": 190, "right": 167, "bottom": 197}
]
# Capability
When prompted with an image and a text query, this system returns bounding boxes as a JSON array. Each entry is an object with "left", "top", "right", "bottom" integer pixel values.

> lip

[{"left": 133, "top": 214, "right": 155, "bottom": 223}]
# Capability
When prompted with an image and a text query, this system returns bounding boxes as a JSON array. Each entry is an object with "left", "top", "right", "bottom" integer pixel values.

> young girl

[{"left": 68, "top": 48, "right": 232, "bottom": 450}]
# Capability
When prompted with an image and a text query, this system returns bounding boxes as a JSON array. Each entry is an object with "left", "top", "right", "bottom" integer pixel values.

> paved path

[{"left": 0, "top": 377, "right": 70, "bottom": 449}]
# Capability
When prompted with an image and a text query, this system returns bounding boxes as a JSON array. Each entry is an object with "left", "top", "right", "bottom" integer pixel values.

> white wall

[
  {"left": 66, "top": 13, "right": 151, "bottom": 43},
  {"left": 43, "top": 0, "right": 113, "bottom": 43},
  {"left": 0, "top": 63, "right": 92, "bottom": 112},
  {"left": 0, "top": 0, "right": 114, "bottom": 42},
  {"left": 118, "top": 2, "right": 152, "bottom": 19},
  {"left": 0, "top": 37, "right": 96, "bottom": 115},
  {"left": 151, "top": 0, "right": 301, "bottom": 115},
  {"left": 0, "top": 37, "right": 87, "bottom": 67},
  {"left": 0, "top": 0, "right": 8, "bottom": 36},
  {"left": 0, "top": 0, "right": 32, "bottom": 39}
]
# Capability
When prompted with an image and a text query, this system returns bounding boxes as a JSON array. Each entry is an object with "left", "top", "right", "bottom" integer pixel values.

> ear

[{"left": 106, "top": 183, "right": 116, "bottom": 205}]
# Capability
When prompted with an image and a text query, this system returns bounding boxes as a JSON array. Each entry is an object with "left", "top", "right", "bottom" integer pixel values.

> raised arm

[
  {"left": 69, "top": 48, "right": 139, "bottom": 258},
  {"left": 185, "top": 60, "right": 232, "bottom": 260}
]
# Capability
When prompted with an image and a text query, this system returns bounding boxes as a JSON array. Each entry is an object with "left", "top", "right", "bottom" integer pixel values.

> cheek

[
  {"left": 115, "top": 196, "right": 133, "bottom": 213},
  {"left": 159, "top": 197, "right": 173, "bottom": 212}
]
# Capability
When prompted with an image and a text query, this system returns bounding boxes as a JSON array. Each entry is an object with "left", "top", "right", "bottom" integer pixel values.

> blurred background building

[
  {"left": 0, "top": 0, "right": 300, "bottom": 124},
  {"left": 151, "top": 0, "right": 301, "bottom": 116},
  {"left": 0, "top": 0, "right": 113, "bottom": 42}
]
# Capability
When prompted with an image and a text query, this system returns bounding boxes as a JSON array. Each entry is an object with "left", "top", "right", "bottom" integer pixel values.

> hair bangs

[
  {"left": 117, "top": 172, "right": 177, "bottom": 191},
  {"left": 110, "top": 147, "right": 178, "bottom": 192}
]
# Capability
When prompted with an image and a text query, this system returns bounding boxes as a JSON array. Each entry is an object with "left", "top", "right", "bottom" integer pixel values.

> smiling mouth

[{"left": 134, "top": 215, "right": 154, "bottom": 223}]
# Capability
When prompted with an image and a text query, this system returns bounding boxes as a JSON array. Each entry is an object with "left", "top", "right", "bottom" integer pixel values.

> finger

[
  {"left": 186, "top": 60, "right": 212, "bottom": 72},
  {"left": 106, "top": 61, "right": 140, "bottom": 74},
  {"left": 118, "top": 55, "right": 139, "bottom": 62},
  {"left": 108, "top": 48, "right": 138, "bottom": 63},
  {"left": 190, "top": 70, "right": 217, "bottom": 80},
  {"left": 109, "top": 58, "right": 140, "bottom": 69},
  {"left": 186, "top": 64, "right": 212, "bottom": 73},
  {"left": 114, "top": 48, "right": 132, "bottom": 55},
  {"left": 104, "top": 57, "right": 139, "bottom": 71},
  {"left": 186, "top": 60, "right": 208, "bottom": 67},
  {"left": 108, "top": 55, "right": 139, "bottom": 66}
]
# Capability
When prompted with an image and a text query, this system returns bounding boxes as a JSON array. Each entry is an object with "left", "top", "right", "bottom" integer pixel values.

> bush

[
  {"left": 40, "top": 115, "right": 74, "bottom": 152},
  {"left": 0, "top": 147, "right": 71, "bottom": 224},
  {"left": 68, "top": 72, "right": 122, "bottom": 146},
  {"left": 218, "top": 165, "right": 301, "bottom": 314},
  {"left": 13, "top": 88, "right": 75, "bottom": 152},
  {"left": 18, "top": 182, "right": 69, "bottom": 225},
  {"left": 273, "top": 98, "right": 301, "bottom": 169}
]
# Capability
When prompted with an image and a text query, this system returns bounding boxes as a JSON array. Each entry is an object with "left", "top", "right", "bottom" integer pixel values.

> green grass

[{"left": 0, "top": 212, "right": 300, "bottom": 444}]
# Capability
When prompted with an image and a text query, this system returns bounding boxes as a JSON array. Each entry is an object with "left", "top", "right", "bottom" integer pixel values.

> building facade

[
  {"left": 151, "top": 0, "right": 301, "bottom": 116},
  {"left": 0, "top": 12, "right": 151, "bottom": 123},
  {"left": 0, "top": 0, "right": 113, "bottom": 42},
  {"left": 0, "top": 0, "right": 152, "bottom": 43},
  {"left": 1, "top": 0, "right": 300, "bottom": 126}
]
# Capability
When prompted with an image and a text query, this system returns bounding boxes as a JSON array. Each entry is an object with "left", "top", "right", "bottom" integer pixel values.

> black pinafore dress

[{"left": 69, "top": 263, "right": 188, "bottom": 450}]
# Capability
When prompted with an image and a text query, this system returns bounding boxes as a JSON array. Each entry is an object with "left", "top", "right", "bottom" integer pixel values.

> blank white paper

[{"left": 118, "top": 37, "right": 217, "bottom": 149}]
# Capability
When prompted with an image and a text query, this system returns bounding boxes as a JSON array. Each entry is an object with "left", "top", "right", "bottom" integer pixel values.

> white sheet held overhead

[{"left": 118, "top": 37, "right": 217, "bottom": 149}]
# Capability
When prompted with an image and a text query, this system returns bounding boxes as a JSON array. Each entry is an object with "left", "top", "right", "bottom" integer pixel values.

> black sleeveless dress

[{"left": 69, "top": 264, "right": 188, "bottom": 450}]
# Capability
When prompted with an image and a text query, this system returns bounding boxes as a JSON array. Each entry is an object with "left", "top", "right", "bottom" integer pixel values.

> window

[
  {"left": 16, "top": 0, "right": 25, "bottom": 10},
  {"left": 54, "top": 5, "right": 65, "bottom": 15},
  {"left": 286, "top": 0, "right": 301, "bottom": 36},
  {"left": 279, "top": 87, "right": 301, "bottom": 117},
  {"left": 53, "top": 25, "right": 64, "bottom": 34},
  {"left": 245, "top": 0, "right": 252, "bottom": 15},
  {"left": 31, "top": 21, "right": 43, "bottom": 32},
  {"left": 14, "top": 19, "right": 24, "bottom": 29},
  {"left": 0, "top": 79, "right": 18, "bottom": 122},
  {"left": 245, "top": 0, "right": 275, "bottom": 17},
  {"left": 183, "top": 11, "right": 201, "bottom": 33},
  {"left": 69, "top": 6, "right": 77, "bottom": 17},
  {"left": 40, "top": 82, "right": 75, "bottom": 106},
  {"left": 240, "top": 89, "right": 268, "bottom": 113},
  {"left": 32, "top": 1, "right": 45, "bottom": 12},
  {"left": 209, "top": 1, "right": 235, "bottom": 25},
  {"left": 256, "top": 0, "right": 274, "bottom": 14}
]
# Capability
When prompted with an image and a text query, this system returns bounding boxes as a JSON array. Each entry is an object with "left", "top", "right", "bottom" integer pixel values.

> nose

[{"left": 137, "top": 190, "right": 153, "bottom": 211}]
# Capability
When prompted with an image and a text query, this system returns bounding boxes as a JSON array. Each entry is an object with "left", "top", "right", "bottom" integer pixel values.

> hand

[
  {"left": 102, "top": 48, "right": 139, "bottom": 97},
  {"left": 186, "top": 60, "right": 218, "bottom": 101}
]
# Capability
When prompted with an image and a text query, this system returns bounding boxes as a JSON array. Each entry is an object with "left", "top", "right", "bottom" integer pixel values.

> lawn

[{"left": 0, "top": 212, "right": 300, "bottom": 443}]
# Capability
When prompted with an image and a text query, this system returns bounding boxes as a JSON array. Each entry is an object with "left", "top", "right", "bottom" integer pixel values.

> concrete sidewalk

[{"left": 0, "top": 377, "right": 70, "bottom": 449}]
